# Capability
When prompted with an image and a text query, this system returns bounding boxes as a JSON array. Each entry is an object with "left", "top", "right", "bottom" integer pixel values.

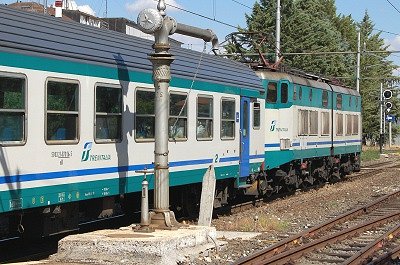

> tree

[{"left": 357, "top": 11, "right": 399, "bottom": 142}]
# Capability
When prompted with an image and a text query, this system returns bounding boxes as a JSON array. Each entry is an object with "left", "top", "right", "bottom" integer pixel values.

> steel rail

[
  {"left": 343, "top": 223, "right": 400, "bottom": 265},
  {"left": 238, "top": 211, "right": 400, "bottom": 265},
  {"left": 369, "top": 244, "right": 400, "bottom": 265},
  {"left": 232, "top": 190, "right": 400, "bottom": 265}
]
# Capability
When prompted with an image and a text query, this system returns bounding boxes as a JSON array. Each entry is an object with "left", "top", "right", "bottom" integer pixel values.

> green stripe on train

[
  {"left": 0, "top": 51, "right": 263, "bottom": 98},
  {"left": 265, "top": 145, "right": 361, "bottom": 169}
]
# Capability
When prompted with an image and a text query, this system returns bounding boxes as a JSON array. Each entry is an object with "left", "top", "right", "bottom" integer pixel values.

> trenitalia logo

[
  {"left": 270, "top": 120, "right": 277, "bottom": 131},
  {"left": 81, "top": 142, "right": 92, "bottom": 162}
]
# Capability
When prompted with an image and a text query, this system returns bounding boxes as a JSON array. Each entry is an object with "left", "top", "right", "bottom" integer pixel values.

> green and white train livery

[{"left": 0, "top": 5, "right": 360, "bottom": 240}]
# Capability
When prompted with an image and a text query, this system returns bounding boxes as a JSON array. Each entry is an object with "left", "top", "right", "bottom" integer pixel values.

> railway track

[
  {"left": 224, "top": 159, "right": 400, "bottom": 216},
  {"left": 233, "top": 190, "right": 400, "bottom": 265}
]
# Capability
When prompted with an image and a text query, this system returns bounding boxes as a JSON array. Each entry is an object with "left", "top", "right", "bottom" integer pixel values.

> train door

[{"left": 240, "top": 97, "right": 250, "bottom": 177}]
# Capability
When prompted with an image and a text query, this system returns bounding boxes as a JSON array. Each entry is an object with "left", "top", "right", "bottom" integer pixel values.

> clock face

[{"left": 137, "top": 9, "right": 163, "bottom": 34}]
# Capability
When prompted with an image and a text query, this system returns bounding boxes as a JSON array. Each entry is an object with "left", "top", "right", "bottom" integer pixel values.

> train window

[
  {"left": 322, "top": 91, "right": 328, "bottom": 108},
  {"left": 298, "top": 110, "right": 308, "bottom": 135},
  {"left": 135, "top": 89, "right": 155, "bottom": 140},
  {"left": 95, "top": 85, "right": 122, "bottom": 142},
  {"left": 0, "top": 75, "right": 25, "bottom": 144},
  {"left": 281, "top": 83, "right": 288, "bottom": 103},
  {"left": 321, "top": 112, "right": 330, "bottom": 135},
  {"left": 352, "top": 115, "right": 359, "bottom": 135},
  {"left": 346, "top": 114, "right": 352, "bottom": 135},
  {"left": 221, "top": 98, "right": 235, "bottom": 139},
  {"left": 253, "top": 102, "right": 261, "bottom": 129},
  {"left": 309, "top": 89, "right": 313, "bottom": 101},
  {"left": 336, "top": 94, "right": 342, "bottom": 110},
  {"left": 293, "top": 85, "right": 297, "bottom": 100},
  {"left": 298, "top": 87, "right": 302, "bottom": 100},
  {"left": 266, "top": 82, "right": 277, "bottom": 103},
  {"left": 197, "top": 95, "right": 213, "bottom": 140},
  {"left": 336, "top": 113, "right": 343, "bottom": 136},
  {"left": 309, "top": 111, "right": 318, "bottom": 135},
  {"left": 169, "top": 92, "right": 188, "bottom": 140},
  {"left": 46, "top": 80, "right": 79, "bottom": 143},
  {"left": 349, "top": 96, "right": 352, "bottom": 107},
  {"left": 355, "top": 97, "right": 358, "bottom": 108}
]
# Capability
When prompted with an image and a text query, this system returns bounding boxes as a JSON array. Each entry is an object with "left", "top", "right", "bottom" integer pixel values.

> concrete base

[{"left": 51, "top": 225, "right": 218, "bottom": 265}]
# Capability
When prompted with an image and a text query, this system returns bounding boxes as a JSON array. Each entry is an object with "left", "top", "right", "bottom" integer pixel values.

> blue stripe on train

[
  {"left": 0, "top": 156, "right": 249, "bottom": 184},
  {"left": 265, "top": 139, "right": 361, "bottom": 148}
]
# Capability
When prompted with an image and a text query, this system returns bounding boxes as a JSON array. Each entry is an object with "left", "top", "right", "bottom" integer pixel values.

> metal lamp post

[{"left": 136, "top": 0, "right": 218, "bottom": 229}]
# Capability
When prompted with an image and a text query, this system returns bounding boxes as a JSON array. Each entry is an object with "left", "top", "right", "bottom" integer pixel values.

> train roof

[
  {"left": 0, "top": 5, "right": 263, "bottom": 93},
  {"left": 256, "top": 69, "right": 360, "bottom": 97}
]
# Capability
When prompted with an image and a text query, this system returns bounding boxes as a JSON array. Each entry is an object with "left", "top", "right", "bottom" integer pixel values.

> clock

[{"left": 137, "top": 9, "right": 163, "bottom": 34}]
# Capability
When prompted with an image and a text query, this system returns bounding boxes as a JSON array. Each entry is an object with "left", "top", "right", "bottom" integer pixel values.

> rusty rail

[{"left": 233, "top": 190, "right": 400, "bottom": 265}]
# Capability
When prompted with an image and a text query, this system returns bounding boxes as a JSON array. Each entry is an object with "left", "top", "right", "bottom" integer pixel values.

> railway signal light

[
  {"left": 386, "top": 102, "right": 393, "bottom": 109},
  {"left": 383, "top": 89, "right": 392, "bottom": 99}
]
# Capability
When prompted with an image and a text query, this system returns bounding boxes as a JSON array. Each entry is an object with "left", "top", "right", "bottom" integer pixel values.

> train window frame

[
  {"left": 0, "top": 72, "right": 27, "bottom": 146},
  {"left": 352, "top": 114, "right": 359, "bottom": 135},
  {"left": 253, "top": 101, "right": 261, "bottom": 130},
  {"left": 94, "top": 83, "right": 123, "bottom": 144},
  {"left": 309, "top": 110, "right": 318, "bottom": 135},
  {"left": 336, "top": 113, "right": 344, "bottom": 136},
  {"left": 220, "top": 97, "right": 235, "bottom": 140},
  {"left": 309, "top": 89, "right": 313, "bottom": 102},
  {"left": 298, "top": 87, "right": 303, "bottom": 100},
  {"left": 322, "top": 90, "right": 328, "bottom": 108},
  {"left": 169, "top": 91, "right": 188, "bottom": 142},
  {"left": 321, "top": 111, "right": 330, "bottom": 136},
  {"left": 349, "top": 96, "right": 352, "bottom": 107},
  {"left": 196, "top": 94, "right": 213, "bottom": 141},
  {"left": 45, "top": 78, "right": 80, "bottom": 145},
  {"left": 266, "top": 82, "right": 277, "bottom": 103},
  {"left": 293, "top": 85, "right": 297, "bottom": 101},
  {"left": 281, "top": 83, "right": 288, "bottom": 103},
  {"left": 336, "top": 94, "right": 342, "bottom": 110},
  {"left": 135, "top": 87, "right": 155, "bottom": 142},
  {"left": 345, "top": 114, "right": 352, "bottom": 135},
  {"left": 298, "top": 109, "right": 309, "bottom": 136}
]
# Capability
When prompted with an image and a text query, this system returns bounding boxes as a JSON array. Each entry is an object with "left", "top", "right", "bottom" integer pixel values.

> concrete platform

[{"left": 51, "top": 225, "right": 218, "bottom": 265}]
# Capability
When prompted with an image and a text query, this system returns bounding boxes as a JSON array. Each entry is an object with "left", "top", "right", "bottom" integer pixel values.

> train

[{"left": 0, "top": 5, "right": 361, "bottom": 240}]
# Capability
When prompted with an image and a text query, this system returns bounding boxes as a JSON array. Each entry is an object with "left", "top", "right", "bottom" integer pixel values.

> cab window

[
  {"left": 281, "top": 83, "right": 288, "bottom": 103},
  {"left": 267, "top": 82, "right": 277, "bottom": 103}
]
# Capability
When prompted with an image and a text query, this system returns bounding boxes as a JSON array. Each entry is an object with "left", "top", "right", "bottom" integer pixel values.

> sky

[{"left": 2, "top": 0, "right": 400, "bottom": 75}]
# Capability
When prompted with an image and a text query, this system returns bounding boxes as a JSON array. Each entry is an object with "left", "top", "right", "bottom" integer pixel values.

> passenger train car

[{"left": 0, "top": 5, "right": 361, "bottom": 240}]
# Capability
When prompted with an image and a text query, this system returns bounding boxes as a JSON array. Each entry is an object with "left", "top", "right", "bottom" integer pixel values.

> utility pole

[
  {"left": 136, "top": 0, "right": 218, "bottom": 229},
  {"left": 389, "top": 121, "right": 392, "bottom": 148},
  {"left": 356, "top": 31, "right": 361, "bottom": 92},
  {"left": 275, "top": 0, "right": 281, "bottom": 63},
  {"left": 380, "top": 83, "right": 383, "bottom": 153}
]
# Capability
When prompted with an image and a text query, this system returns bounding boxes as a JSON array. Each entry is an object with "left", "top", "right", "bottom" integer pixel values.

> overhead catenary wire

[
  {"left": 230, "top": 0, "right": 252, "bottom": 10},
  {"left": 386, "top": 0, "right": 400, "bottom": 15},
  {"left": 152, "top": 0, "right": 238, "bottom": 29}
]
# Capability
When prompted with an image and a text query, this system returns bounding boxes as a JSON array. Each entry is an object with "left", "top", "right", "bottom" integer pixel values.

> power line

[
  {"left": 230, "top": 0, "right": 252, "bottom": 10},
  {"left": 373, "top": 28, "right": 400, "bottom": 36},
  {"left": 155, "top": 0, "right": 238, "bottom": 29},
  {"left": 222, "top": 50, "right": 400, "bottom": 57},
  {"left": 386, "top": 0, "right": 400, "bottom": 15}
]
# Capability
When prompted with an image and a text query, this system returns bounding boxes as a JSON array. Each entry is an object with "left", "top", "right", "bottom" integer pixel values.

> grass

[
  {"left": 361, "top": 145, "right": 400, "bottom": 162},
  {"left": 223, "top": 214, "right": 291, "bottom": 232},
  {"left": 361, "top": 147, "right": 381, "bottom": 162}
]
